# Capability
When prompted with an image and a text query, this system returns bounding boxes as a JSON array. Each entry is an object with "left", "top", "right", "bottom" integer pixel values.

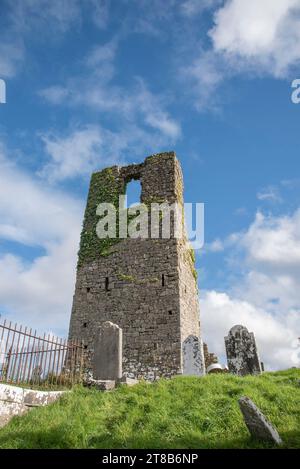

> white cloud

[
  {"left": 134, "top": 80, "right": 181, "bottom": 139},
  {"left": 201, "top": 290, "right": 300, "bottom": 371},
  {"left": 39, "top": 40, "right": 181, "bottom": 142},
  {"left": 183, "top": 0, "right": 300, "bottom": 110},
  {"left": 39, "top": 119, "right": 180, "bottom": 182},
  {"left": 0, "top": 144, "right": 83, "bottom": 333},
  {"left": 240, "top": 210, "right": 300, "bottom": 269},
  {"left": 209, "top": 0, "right": 300, "bottom": 77},
  {"left": 205, "top": 238, "right": 224, "bottom": 252},
  {"left": 182, "top": 50, "right": 224, "bottom": 111},
  {"left": 39, "top": 125, "right": 123, "bottom": 182},
  {"left": 201, "top": 208, "right": 300, "bottom": 370}
]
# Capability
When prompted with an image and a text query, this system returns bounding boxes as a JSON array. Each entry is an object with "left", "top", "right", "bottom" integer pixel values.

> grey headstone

[
  {"left": 182, "top": 335, "right": 205, "bottom": 376},
  {"left": 93, "top": 321, "right": 122, "bottom": 380},
  {"left": 239, "top": 396, "right": 282, "bottom": 445},
  {"left": 225, "top": 325, "right": 262, "bottom": 376}
]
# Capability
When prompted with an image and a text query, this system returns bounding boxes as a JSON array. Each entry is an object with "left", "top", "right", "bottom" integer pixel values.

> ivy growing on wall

[{"left": 77, "top": 168, "right": 125, "bottom": 268}]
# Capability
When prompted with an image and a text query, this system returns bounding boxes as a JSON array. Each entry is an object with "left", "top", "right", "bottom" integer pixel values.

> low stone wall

[{"left": 0, "top": 383, "right": 65, "bottom": 428}]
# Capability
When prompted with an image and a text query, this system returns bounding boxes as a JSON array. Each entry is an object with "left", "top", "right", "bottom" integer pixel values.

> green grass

[{"left": 0, "top": 369, "right": 299, "bottom": 449}]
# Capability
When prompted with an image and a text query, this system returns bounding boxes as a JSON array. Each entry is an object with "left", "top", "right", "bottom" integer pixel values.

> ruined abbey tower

[{"left": 69, "top": 152, "right": 203, "bottom": 380}]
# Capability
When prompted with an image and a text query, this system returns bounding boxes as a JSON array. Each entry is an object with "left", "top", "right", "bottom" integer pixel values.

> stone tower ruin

[{"left": 68, "top": 152, "right": 203, "bottom": 380}]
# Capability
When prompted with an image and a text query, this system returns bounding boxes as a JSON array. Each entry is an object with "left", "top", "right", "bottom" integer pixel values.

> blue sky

[{"left": 0, "top": 0, "right": 300, "bottom": 370}]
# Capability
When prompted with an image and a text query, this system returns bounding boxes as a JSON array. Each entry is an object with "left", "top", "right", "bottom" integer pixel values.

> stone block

[
  {"left": 117, "top": 377, "right": 139, "bottom": 386},
  {"left": 0, "top": 383, "right": 24, "bottom": 403},
  {"left": 0, "top": 401, "right": 28, "bottom": 428},
  {"left": 182, "top": 335, "right": 205, "bottom": 376},
  {"left": 239, "top": 396, "right": 282, "bottom": 445},
  {"left": 0, "top": 383, "right": 65, "bottom": 428},
  {"left": 93, "top": 321, "right": 122, "bottom": 380},
  {"left": 86, "top": 378, "right": 116, "bottom": 391},
  {"left": 23, "top": 389, "right": 64, "bottom": 407},
  {"left": 225, "top": 325, "right": 262, "bottom": 376}
]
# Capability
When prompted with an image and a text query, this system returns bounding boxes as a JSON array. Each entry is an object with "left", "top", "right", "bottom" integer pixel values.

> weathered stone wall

[
  {"left": 225, "top": 325, "right": 262, "bottom": 376},
  {"left": 0, "top": 383, "right": 64, "bottom": 427},
  {"left": 69, "top": 152, "right": 201, "bottom": 380}
]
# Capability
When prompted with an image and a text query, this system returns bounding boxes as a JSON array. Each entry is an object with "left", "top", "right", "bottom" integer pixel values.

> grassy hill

[{"left": 0, "top": 369, "right": 299, "bottom": 449}]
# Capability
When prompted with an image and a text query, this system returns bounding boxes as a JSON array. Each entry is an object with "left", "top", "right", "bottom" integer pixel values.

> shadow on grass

[{"left": 0, "top": 427, "right": 284, "bottom": 450}]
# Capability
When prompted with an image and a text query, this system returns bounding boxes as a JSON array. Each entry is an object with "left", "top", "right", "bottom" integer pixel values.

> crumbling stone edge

[{"left": 0, "top": 383, "right": 66, "bottom": 428}]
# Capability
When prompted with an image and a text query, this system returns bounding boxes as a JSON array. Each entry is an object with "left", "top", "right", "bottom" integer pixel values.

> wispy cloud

[
  {"left": 0, "top": 41, "right": 24, "bottom": 78},
  {"left": 257, "top": 185, "right": 282, "bottom": 203},
  {"left": 38, "top": 38, "right": 181, "bottom": 181},
  {"left": 39, "top": 39, "right": 181, "bottom": 140},
  {"left": 181, "top": 0, "right": 222, "bottom": 17},
  {"left": 39, "top": 125, "right": 119, "bottom": 182},
  {"left": 181, "top": 50, "right": 224, "bottom": 111},
  {"left": 39, "top": 120, "right": 180, "bottom": 183},
  {"left": 0, "top": 0, "right": 110, "bottom": 77}
]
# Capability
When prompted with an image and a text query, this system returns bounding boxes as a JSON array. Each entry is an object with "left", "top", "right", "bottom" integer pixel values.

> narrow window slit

[
  {"left": 105, "top": 277, "right": 110, "bottom": 291},
  {"left": 162, "top": 274, "right": 165, "bottom": 287}
]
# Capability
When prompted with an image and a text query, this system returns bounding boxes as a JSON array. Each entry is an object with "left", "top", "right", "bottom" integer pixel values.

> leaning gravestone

[
  {"left": 182, "top": 335, "right": 206, "bottom": 376},
  {"left": 239, "top": 396, "right": 282, "bottom": 445},
  {"left": 93, "top": 321, "right": 122, "bottom": 380},
  {"left": 225, "top": 325, "right": 262, "bottom": 376}
]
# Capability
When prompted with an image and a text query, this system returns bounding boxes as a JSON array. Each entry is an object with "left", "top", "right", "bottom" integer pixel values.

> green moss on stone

[
  {"left": 117, "top": 273, "right": 136, "bottom": 282},
  {"left": 77, "top": 168, "right": 125, "bottom": 268}
]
